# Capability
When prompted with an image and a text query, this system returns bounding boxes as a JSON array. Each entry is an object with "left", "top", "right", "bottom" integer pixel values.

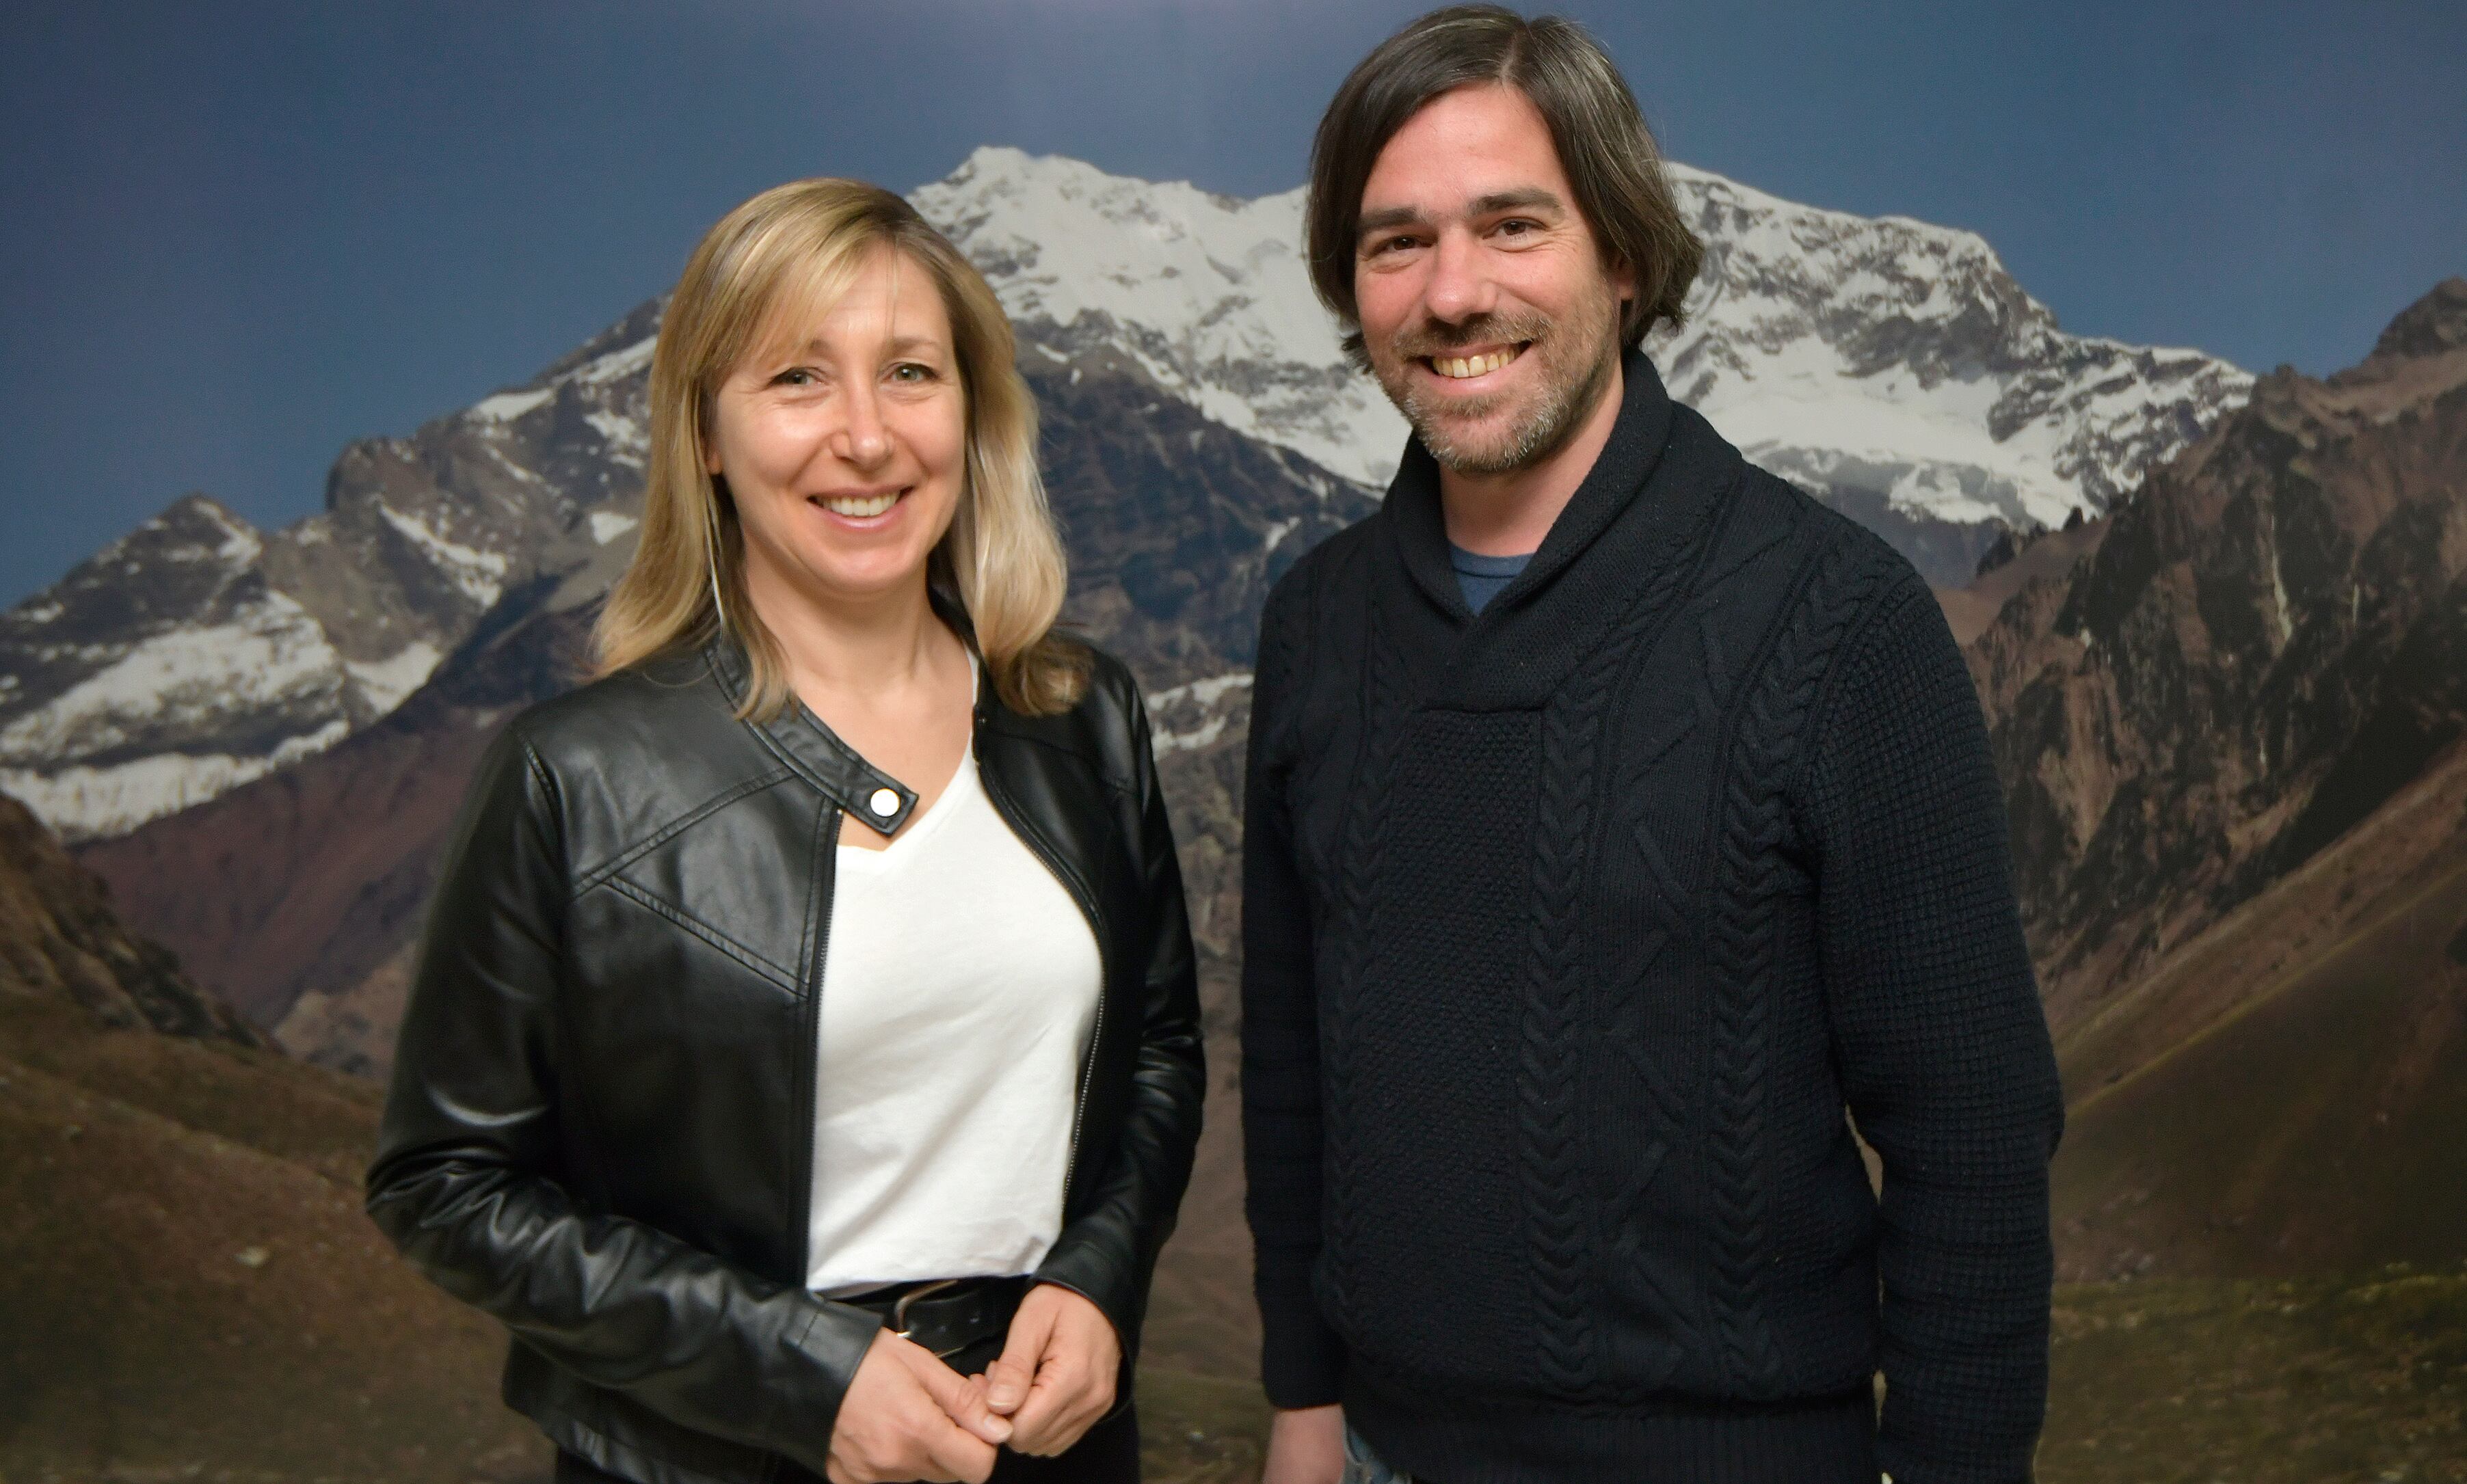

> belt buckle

[{"left": 890, "top": 1279, "right": 965, "bottom": 1358}]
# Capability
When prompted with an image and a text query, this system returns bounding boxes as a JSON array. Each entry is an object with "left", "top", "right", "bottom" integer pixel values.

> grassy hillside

[
  {"left": 0, "top": 992, "right": 544, "bottom": 1481},
  {"left": 2051, "top": 746, "right": 2467, "bottom": 1282},
  {"left": 2042, "top": 1271, "right": 2467, "bottom": 1483}
]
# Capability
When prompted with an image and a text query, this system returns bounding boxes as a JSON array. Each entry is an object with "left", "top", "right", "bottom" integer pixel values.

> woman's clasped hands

[{"left": 825, "top": 1284, "right": 1121, "bottom": 1484}]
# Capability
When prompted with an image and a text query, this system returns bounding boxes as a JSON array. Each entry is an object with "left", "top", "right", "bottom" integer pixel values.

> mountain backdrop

[
  {"left": 3, "top": 147, "right": 2462, "bottom": 1480},
  {"left": 1, "top": 146, "right": 2249, "bottom": 846}
]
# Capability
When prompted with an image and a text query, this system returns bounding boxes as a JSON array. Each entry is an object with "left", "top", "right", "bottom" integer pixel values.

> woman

[{"left": 367, "top": 179, "right": 1203, "bottom": 1484}]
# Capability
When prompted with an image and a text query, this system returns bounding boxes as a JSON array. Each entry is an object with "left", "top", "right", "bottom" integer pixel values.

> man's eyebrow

[
  {"left": 1357, "top": 204, "right": 1426, "bottom": 241},
  {"left": 1469, "top": 188, "right": 1564, "bottom": 217}
]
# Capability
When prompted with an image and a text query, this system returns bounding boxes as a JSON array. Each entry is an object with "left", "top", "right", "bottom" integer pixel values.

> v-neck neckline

[
  {"left": 834, "top": 735, "right": 975, "bottom": 865},
  {"left": 832, "top": 653, "right": 981, "bottom": 863}
]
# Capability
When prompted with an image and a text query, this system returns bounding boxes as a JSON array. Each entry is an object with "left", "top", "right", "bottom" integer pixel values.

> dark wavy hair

[{"left": 1305, "top": 5, "right": 1705, "bottom": 365}]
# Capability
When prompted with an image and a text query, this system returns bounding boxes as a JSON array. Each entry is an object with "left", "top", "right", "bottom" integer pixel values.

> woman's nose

[{"left": 835, "top": 382, "right": 892, "bottom": 467}]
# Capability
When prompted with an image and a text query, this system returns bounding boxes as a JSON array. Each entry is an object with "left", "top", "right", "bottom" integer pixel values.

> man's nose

[
  {"left": 834, "top": 379, "right": 892, "bottom": 468},
  {"left": 1420, "top": 228, "right": 1497, "bottom": 325}
]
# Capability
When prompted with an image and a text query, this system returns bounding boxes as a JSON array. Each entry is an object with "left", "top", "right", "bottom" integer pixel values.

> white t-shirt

[{"left": 805, "top": 731, "right": 1104, "bottom": 1296}]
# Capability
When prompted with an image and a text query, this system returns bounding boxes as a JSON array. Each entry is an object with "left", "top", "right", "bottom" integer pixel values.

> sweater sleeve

[
  {"left": 1240, "top": 565, "right": 1349, "bottom": 1407},
  {"left": 1797, "top": 569, "right": 2066, "bottom": 1484}
]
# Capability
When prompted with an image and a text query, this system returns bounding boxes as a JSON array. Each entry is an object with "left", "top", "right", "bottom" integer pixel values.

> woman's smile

[{"left": 810, "top": 486, "right": 909, "bottom": 524}]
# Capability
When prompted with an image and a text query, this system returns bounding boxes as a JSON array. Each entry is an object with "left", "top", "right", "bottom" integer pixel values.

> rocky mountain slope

[
  {"left": 0, "top": 786, "right": 537, "bottom": 1477},
  {"left": 0, "top": 303, "right": 663, "bottom": 843},
  {"left": 5, "top": 146, "right": 2245, "bottom": 844},
  {"left": 1968, "top": 278, "right": 2467, "bottom": 1278},
  {"left": 1972, "top": 278, "right": 2467, "bottom": 1031},
  {"left": 0, "top": 790, "right": 256, "bottom": 1045}
]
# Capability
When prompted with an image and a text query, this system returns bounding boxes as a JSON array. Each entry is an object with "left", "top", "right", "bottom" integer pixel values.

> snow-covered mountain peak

[
  {"left": 1648, "top": 165, "right": 2250, "bottom": 532},
  {"left": 913, "top": 148, "right": 1406, "bottom": 488},
  {"left": 915, "top": 147, "right": 2251, "bottom": 535}
]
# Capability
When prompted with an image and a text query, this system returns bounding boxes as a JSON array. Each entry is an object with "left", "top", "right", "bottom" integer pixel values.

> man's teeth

[
  {"left": 1430, "top": 347, "right": 1522, "bottom": 379},
  {"left": 821, "top": 491, "right": 899, "bottom": 517}
]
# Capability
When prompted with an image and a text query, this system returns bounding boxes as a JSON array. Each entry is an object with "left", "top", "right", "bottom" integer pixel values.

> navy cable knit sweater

[{"left": 1240, "top": 352, "right": 2065, "bottom": 1483}]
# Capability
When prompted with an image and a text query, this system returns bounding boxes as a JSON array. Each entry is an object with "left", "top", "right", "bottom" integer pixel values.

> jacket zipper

[
  {"left": 792, "top": 802, "right": 838, "bottom": 1283},
  {"left": 976, "top": 755, "right": 1108, "bottom": 1217}
]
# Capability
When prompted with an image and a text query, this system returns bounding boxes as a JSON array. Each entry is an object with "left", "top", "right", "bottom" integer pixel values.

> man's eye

[{"left": 1498, "top": 219, "right": 1537, "bottom": 237}]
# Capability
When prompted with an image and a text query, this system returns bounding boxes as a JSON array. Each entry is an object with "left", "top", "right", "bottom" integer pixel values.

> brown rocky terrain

[
  {"left": 1969, "top": 278, "right": 2467, "bottom": 1037},
  {"left": 0, "top": 789, "right": 547, "bottom": 1479},
  {"left": 1962, "top": 279, "right": 2467, "bottom": 1279}
]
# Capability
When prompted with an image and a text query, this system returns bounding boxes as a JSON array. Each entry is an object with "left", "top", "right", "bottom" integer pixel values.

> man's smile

[{"left": 1420, "top": 341, "right": 1530, "bottom": 384}]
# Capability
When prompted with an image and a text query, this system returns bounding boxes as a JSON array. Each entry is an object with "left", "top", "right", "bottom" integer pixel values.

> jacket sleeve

[
  {"left": 1799, "top": 569, "right": 2066, "bottom": 1484},
  {"left": 1238, "top": 570, "right": 1348, "bottom": 1408},
  {"left": 364, "top": 723, "right": 879, "bottom": 1472},
  {"left": 1030, "top": 666, "right": 1208, "bottom": 1384}
]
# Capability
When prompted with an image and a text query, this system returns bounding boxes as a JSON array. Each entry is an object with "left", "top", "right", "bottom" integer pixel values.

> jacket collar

[
  {"left": 1383, "top": 347, "right": 1679, "bottom": 623},
  {"left": 701, "top": 634, "right": 919, "bottom": 837}
]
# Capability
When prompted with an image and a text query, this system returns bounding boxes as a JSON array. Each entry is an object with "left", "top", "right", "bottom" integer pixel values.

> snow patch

[
  {"left": 1147, "top": 671, "right": 1253, "bottom": 712},
  {"left": 471, "top": 388, "right": 553, "bottom": 422},
  {"left": 377, "top": 504, "right": 509, "bottom": 608},
  {"left": 0, "top": 597, "right": 345, "bottom": 761},
  {"left": 346, "top": 641, "right": 444, "bottom": 715},
  {"left": 585, "top": 410, "right": 648, "bottom": 466},
  {"left": 589, "top": 511, "right": 640, "bottom": 545},
  {"left": 573, "top": 336, "right": 657, "bottom": 386},
  {"left": 1146, "top": 671, "right": 1253, "bottom": 755},
  {"left": 1, "top": 719, "right": 351, "bottom": 842}
]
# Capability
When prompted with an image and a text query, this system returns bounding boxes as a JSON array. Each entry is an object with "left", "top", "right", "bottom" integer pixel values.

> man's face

[{"left": 1353, "top": 83, "right": 1633, "bottom": 475}]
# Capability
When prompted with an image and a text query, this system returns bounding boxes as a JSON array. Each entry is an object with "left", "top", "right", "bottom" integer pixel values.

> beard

[{"left": 1366, "top": 280, "right": 1625, "bottom": 476}]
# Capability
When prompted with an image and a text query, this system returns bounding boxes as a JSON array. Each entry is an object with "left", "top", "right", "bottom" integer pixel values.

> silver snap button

[{"left": 868, "top": 787, "right": 900, "bottom": 818}]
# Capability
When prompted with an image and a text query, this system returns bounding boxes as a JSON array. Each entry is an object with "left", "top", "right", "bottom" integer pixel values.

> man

[{"left": 1240, "top": 8, "right": 2066, "bottom": 1483}]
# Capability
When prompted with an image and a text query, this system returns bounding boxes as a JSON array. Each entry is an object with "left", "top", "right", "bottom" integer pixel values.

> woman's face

[{"left": 706, "top": 245, "right": 967, "bottom": 618}]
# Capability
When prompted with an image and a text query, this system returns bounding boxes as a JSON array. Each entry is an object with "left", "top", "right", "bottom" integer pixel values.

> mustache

[{"left": 1389, "top": 311, "right": 1553, "bottom": 361}]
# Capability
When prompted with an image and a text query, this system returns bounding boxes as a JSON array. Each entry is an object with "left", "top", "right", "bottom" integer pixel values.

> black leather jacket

[{"left": 366, "top": 634, "right": 1204, "bottom": 1484}]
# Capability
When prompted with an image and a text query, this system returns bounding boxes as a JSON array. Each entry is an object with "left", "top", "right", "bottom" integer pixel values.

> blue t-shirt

[{"left": 1450, "top": 543, "right": 1534, "bottom": 615}]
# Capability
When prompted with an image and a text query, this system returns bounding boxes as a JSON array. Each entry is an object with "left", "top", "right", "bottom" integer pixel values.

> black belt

[{"left": 837, "top": 1274, "right": 1030, "bottom": 1364}]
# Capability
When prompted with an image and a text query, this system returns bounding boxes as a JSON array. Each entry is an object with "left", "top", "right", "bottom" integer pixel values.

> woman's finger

[
  {"left": 905, "top": 1345, "right": 1013, "bottom": 1446},
  {"left": 922, "top": 1425, "right": 998, "bottom": 1484},
  {"left": 986, "top": 1291, "right": 1056, "bottom": 1415}
]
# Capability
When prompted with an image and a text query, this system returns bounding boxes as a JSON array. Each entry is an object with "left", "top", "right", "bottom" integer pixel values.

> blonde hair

[{"left": 596, "top": 178, "right": 1086, "bottom": 718}]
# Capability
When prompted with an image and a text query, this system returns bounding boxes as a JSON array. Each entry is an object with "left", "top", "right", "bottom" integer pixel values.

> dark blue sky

[{"left": 3, "top": 0, "right": 2461, "bottom": 604}]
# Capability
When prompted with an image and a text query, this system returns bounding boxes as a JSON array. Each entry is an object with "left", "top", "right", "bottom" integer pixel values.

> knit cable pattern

[
  {"left": 1595, "top": 520, "right": 1789, "bottom": 1393},
  {"left": 1324, "top": 582, "right": 1411, "bottom": 1327},
  {"left": 1702, "top": 539, "right": 1886, "bottom": 1393},
  {"left": 1515, "top": 524, "right": 1709, "bottom": 1397}
]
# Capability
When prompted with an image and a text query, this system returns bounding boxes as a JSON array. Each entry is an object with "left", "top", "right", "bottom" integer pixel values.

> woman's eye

[
  {"left": 890, "top": 362, "right": 935, "bottom": 383},
  {"left": 772, "top": 367, "right": 818, "bottom": 388}
]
